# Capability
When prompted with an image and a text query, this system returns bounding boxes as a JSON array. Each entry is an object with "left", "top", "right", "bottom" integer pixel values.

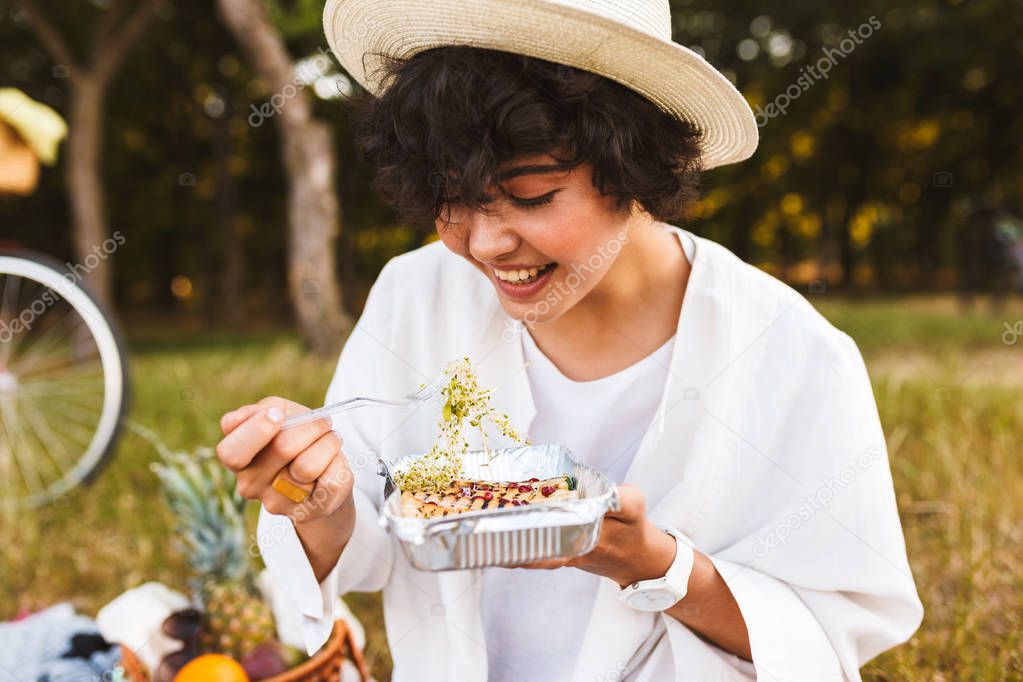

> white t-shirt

[
  {"left": 480, "top": 232, "right": 694, "bottom": 682},
  {"left": 257, "top": 224, "right": 923, "bottom": 681}
]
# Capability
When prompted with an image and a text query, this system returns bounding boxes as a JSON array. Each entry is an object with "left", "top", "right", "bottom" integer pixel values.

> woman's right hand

[{"left": 215, "top": 396, "right": 355, "bottom": 526}]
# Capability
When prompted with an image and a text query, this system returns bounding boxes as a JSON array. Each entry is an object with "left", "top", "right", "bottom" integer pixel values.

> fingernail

[{"left": 266, "top": 407, "right": 284, "bottom": 423}]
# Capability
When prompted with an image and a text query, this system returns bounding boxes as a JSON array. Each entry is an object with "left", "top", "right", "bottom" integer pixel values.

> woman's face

[{"left": 435, "top": 153, "right": 637, "bottom": 323}]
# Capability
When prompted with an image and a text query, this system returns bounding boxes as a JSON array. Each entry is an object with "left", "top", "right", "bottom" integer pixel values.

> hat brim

[{"left": 324, "top": 0, "right": 758, "bottom": 170}]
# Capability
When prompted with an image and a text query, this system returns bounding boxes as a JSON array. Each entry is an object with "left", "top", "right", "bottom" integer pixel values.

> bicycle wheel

[{"left": 0, "top": 249, "right": 129, "bottom": 509}]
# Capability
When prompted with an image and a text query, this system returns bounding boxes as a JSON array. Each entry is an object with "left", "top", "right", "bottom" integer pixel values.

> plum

[{"left": 240, "top": 641, "right": 289, "bottom": 680}]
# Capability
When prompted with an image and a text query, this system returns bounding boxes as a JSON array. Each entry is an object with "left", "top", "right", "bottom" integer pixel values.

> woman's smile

[{"left": 488, "top": 261, "right": 558, "bottom": 300}]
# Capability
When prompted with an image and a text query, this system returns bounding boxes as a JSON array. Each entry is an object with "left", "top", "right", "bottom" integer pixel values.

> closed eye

[
  {"left": 511, "top": 190, "right": 558, "bottom": 208},
  {"left": 443, "top": 189, "right": 559, "bottom": 209}
]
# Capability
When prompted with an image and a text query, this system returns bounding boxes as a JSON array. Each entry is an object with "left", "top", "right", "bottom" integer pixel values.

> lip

[
  {"left": 487, "top": 263, "right": 551, "bottom": 271},
  {"left": 491, "top": 263, "right": 558, "bottom": 301}
]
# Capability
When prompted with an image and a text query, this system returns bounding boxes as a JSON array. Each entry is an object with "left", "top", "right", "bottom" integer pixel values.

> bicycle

[{"left": 1, "top": 88, "right": 130, "bottom": 509}]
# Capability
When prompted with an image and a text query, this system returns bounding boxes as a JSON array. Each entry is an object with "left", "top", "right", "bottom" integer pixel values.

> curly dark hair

[{"left": 350, "top": 46, "right": 703, "bottom": 231}]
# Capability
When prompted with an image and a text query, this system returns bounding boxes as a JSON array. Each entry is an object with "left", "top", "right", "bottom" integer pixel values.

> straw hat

[{"left": 323, "top": 0, "right": 758, "bottom": 169}]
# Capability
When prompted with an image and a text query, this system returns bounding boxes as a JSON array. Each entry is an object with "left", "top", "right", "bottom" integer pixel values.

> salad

[{"left": 393, "top": 357, "right": 529, "bottom": 494}]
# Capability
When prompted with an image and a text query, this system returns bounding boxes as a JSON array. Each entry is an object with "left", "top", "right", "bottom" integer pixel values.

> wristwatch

[{"left": 617, "top": 525, "right": 695, "bottom": 612}]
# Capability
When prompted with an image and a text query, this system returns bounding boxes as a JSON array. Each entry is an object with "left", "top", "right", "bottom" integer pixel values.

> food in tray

[
  {"left": 393, "top": 356, "right": 529, "bottom": 494},
  {"left": 401, "top": 474, "right": 578, "bottom": 518}
]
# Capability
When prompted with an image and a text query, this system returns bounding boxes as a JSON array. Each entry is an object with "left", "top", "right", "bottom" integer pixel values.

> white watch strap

[
  {"left": 659, "top": 526, "right": 695, "bottom": 597},
  {"left": 617, "top": 525, "right": 696, "bottom": 611}
]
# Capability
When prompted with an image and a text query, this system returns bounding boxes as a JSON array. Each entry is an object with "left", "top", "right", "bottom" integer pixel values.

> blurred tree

[
  {"left": 215, "top": 0, "right": 351, "bottom": 357},
  {"left": 2, "top": 0, "right": 1021, "bottom": 321},
  {"left": 15, "top": 0, "right": 163, "bottom": 308}
]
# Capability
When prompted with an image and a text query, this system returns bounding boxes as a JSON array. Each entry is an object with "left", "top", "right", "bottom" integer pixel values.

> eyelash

[
  {"left": 445, "top": 191, "right": 558, "bottom": 210},
  {"left": 515, "top": 192, "right": 557, "bottom": 209}
]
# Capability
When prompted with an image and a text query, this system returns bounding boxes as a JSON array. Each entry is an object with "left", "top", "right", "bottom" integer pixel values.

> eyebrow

[{"left": 496, "top": 163, "right": 571, "bottom": 182}]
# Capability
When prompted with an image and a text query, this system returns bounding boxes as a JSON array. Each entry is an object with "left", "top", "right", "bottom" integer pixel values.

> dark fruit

[
  {"left": 163, "top": 608, "right": 202, "bottom": 642},
  {"left": 154, "top": 648, "right": 197, "bottom": 682},
  {"left": 240, "top": 641, "right": 289, "bottom": 681}
]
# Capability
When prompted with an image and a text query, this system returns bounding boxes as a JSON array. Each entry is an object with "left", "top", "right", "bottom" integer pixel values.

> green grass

[{"left": 1, "top": 295, "right": 1021, "bottom": 680}]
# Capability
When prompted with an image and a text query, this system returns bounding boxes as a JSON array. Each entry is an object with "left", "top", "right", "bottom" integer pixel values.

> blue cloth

[{"left": 0, "top": 603, "right": 123, "bottom": 682}]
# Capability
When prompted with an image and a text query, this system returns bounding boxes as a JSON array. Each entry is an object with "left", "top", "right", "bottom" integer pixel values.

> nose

[{"left": 465, "top": 208, "right": 520, "bottom": 264}]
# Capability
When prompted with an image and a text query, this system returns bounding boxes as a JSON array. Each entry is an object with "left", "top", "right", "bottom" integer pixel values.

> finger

[
  {"left": 288, "top": 431, "right": 342, "bottom": 484},
  {"left": 290, "top": 450, "right": 354, "bottom": 520},
  {"left": 605, "top": 484, "right": 646, "bottom": 523},
  {"left": 223, "top": 395, "right": 299, "bottom": 435},
  {"left": 270, "top": 416, "right": 334, "bottom": 459},
  {"left": 215, "top": 406, "right": 286, "bottom": 471},
  {"left": 240, "top": 434, "right": 308, "bottom": 496},
  {"left": 270, "top": 469, "right": 314, "bottom": 504},
  {"left": 220, "top": 404, "right": 262, "bottom": 435},
  {"left": 313, "top": 447, "right": 355, "bottom": 500}
]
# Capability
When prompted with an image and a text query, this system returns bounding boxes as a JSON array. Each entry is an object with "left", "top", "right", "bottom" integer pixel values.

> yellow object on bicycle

[
  {"left": 0, "top": 88, "right": 67, "bottom": 196},
  {"left": 0, "top": 88, "right": 67, "bottom": 165}
]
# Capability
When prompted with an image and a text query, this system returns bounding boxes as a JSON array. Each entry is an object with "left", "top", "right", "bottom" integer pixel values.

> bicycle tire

[{"left": 0, "top": 247, "right": 131, "bottom": 507}]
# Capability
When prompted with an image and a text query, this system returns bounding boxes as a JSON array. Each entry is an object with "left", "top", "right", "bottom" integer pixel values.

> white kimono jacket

[{"left": 257, "top": 225, "right": 923, "bottom": 681}]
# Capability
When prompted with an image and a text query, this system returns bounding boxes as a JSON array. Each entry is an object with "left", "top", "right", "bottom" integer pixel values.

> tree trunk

[
  {"left": 19, "top": 0, "right": 163, "bottom": 312},
  {"left": 216, "top": 0, "right": 351, "bottom": 358},
  {"left": 212, "top": 83, "right": 245, "bottom": 326},
  {"left": 65, "top": 76, "right": 112, "bottom": 306},
  {"left": 281, "top": 117, "right": 350, "bottom": 357}
]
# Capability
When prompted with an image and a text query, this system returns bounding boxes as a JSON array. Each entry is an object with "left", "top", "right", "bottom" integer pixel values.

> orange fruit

[{"left": 173, "top": 654, "right": 250, "bottom": 682}]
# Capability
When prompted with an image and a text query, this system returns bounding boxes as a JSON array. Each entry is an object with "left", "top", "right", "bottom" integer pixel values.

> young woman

[{"left": 215, "top": 1, "right": 922, "bottom": 679}]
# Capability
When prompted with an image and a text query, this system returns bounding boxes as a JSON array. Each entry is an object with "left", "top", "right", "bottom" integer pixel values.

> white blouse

[
  {"left": 482, "top": 308, "right": 678, "bottom": 682},
  {"left": 256, "top": 224, "right": 923, "bottom": 681}
]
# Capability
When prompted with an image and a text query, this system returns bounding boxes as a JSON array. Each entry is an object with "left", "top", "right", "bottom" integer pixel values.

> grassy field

[{"left": 1, "top": 295, "right": 1021, "bottom": 679}]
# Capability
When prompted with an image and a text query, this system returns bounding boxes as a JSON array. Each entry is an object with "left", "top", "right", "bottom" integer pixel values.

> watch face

[{"left": 627, "top": 589, "right": 678, "bottom": 612}]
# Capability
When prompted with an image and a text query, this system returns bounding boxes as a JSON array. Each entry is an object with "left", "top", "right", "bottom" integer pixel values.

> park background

[{"left": 2, "top": 0, "right": 1022, "bottom": 679}]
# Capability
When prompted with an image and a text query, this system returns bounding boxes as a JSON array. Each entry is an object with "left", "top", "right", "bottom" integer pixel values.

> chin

[{"left": 499, "top": 296, "right": 571, "bottom": 327}]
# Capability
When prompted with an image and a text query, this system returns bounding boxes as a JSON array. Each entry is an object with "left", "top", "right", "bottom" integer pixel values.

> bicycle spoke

[
  {"left": 15, "top": 396, "right": 70, "bottom": 485},
  {"left": 7, "top": 311, "right": 78, "bottom": 364},
  {"left": 17, "top": 384, "right": 105, "bottom": 401},
  {"left": 41, "top": 402, "right": 99, "bottom": 445},
  {"left": 18, "top": 389, "right": 106, "bottom": 422},
  {"left": 0, "top": 397, "right": 46, "bottom": 499},
  {"left": 23, "top": 392, "right": 104, "bottom": 436},
  {"left": 15, "top": 352, "right": 102, "bottom": 382},
  {"left": 9, "top": 314, "right": 92, "bottom": 377},
  {"left": 0, "top": 256, "right": 127, "bottom": 507},
  {"left": 18, "top": 380, "right": 102, "bottom": 424},
  {"left": 2, "top": 279, "right": 62, "bottom": 367},
  {"left": 0, "top": 400, "right": 13, "bottom": 498},
  {"left": 16, "top": 364, "right": 105, "bottom": 390}
]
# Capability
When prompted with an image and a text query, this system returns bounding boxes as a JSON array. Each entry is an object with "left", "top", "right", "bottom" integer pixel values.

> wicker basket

[{"left": 120, "top": 620, "right": 369, "bottom": 682}]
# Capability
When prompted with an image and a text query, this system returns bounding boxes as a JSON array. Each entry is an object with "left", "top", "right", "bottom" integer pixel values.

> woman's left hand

[{"left": 514, "top": 484, "right": 677, "bottom": 587}]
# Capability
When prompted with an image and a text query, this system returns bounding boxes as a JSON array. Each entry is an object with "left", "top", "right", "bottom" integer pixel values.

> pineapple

[
  {"left": 143, "top": 425, "right": 277, "bottom": 659},
  {"left": 200, "top": 581, "right": 277, "bottom": 657}
]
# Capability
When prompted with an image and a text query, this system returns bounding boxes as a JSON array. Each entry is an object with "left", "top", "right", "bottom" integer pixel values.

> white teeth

[{"left": 493, "top": 264, "right": 552, "bottom": 284}]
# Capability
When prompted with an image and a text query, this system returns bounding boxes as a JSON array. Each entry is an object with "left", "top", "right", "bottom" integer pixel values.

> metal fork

[
  {"left": 270, "top": 371, "right": 449, "bottom": 503},
  {"left": 280, "top": 370, "right": 449, "bottom": 430}
]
